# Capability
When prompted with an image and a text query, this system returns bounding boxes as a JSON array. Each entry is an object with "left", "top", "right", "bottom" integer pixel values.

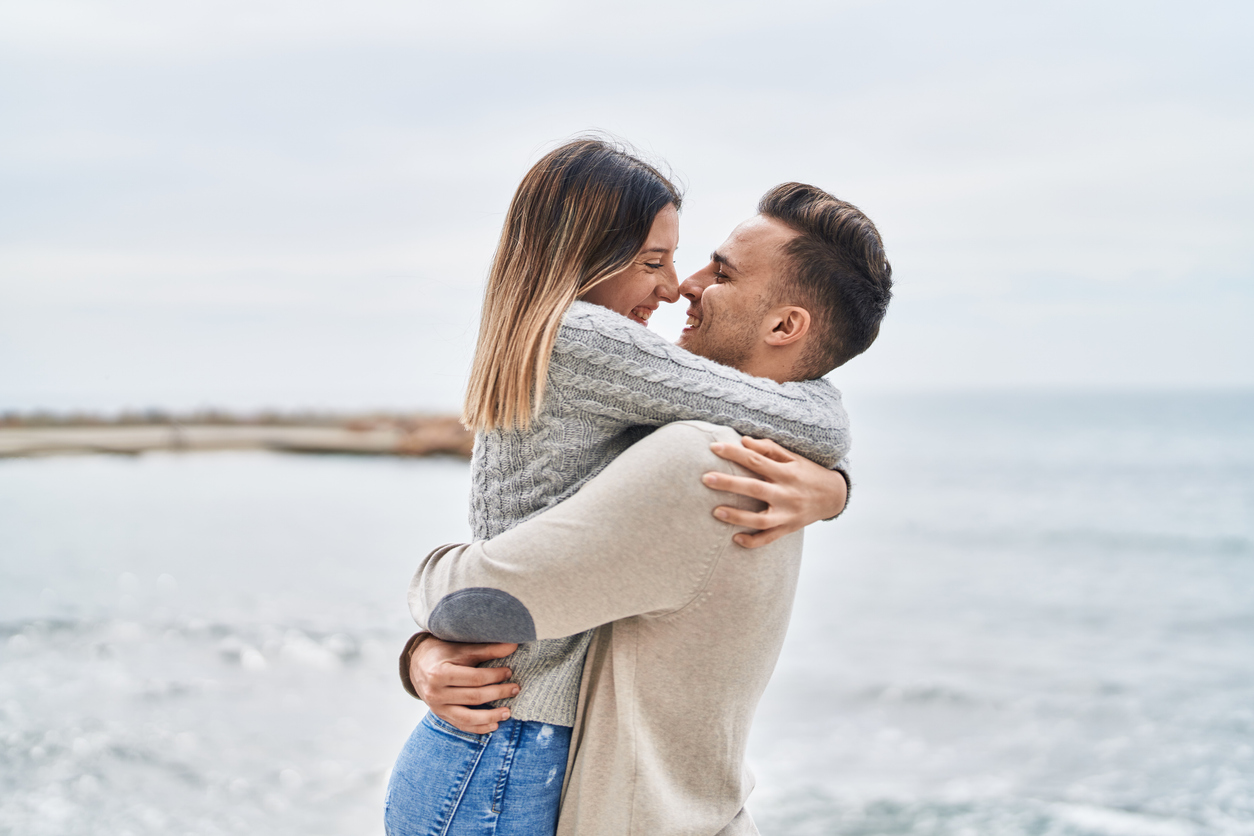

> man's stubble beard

[{"left": 681, "top": 294, "right": 771, "bottom": 371}]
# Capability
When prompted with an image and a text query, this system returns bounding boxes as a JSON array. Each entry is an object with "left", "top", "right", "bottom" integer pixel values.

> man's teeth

[{"left": 686, "top": 316, "right": 700, "bottom": 327}]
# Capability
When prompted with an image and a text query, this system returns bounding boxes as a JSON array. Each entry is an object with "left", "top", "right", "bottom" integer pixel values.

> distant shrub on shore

[{"left": 0, "top": 409, "right": 452, "bottom": 429}]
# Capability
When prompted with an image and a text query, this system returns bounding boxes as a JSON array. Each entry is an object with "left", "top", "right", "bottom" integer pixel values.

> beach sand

[{"left": 0, "top": 416, "right": 473, "bottom": 459}]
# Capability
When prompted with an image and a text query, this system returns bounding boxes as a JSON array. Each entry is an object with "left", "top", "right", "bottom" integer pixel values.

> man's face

[{"left": 676, "top": 215, "right": 798, "bottom": 370}]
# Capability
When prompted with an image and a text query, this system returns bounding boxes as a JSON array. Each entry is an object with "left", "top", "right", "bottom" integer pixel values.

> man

[{"left": 401, "top": 183, "right": 891, "bottom": 833}]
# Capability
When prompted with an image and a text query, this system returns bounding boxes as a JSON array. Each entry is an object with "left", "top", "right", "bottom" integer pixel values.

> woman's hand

[
  {"left": 407, "top": 636, "right": 520, "bottom": 734},
  {"left": 702, "top": 437, "right": 848, "bottom": 549}
]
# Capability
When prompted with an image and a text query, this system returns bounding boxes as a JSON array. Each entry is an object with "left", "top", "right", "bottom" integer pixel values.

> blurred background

[{"left": 1, "top": 1, "right": 1251, "bottom": 834}]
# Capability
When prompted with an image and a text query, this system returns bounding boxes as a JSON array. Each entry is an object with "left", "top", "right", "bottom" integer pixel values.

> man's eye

[{"left": 714, "top": 270, "right": 729, "bottom": 282}]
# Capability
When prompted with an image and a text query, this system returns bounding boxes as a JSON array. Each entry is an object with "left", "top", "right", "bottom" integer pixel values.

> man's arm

[
  {"left": 409, "top": 422, "right": 763, "bottom": 643},
  {"left": 403, "top": 430, "right": 847, "bottom": 731}
]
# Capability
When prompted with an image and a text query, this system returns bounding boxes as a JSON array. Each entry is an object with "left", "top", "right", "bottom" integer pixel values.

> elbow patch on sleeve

[{"left": 428, "top": 588, "right": 537, "bottom": 643}]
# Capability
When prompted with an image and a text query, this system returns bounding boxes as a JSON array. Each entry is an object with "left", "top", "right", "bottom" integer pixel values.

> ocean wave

[
  {"left": 750, "top": 789, "right": 1238, "bottom": 836},
  {"left": 893, "top": 525, "right": 1252, "bottom": 557}
]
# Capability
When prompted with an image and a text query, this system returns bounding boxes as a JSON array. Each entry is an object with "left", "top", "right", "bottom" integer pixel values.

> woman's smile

[{"left": 629, "top": 306, "right": 656, "bottom": 325}]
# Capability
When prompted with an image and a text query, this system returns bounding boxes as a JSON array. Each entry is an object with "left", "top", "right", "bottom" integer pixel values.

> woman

[{"left": 385, "top": 138, "right": 849, "bottom": 835}]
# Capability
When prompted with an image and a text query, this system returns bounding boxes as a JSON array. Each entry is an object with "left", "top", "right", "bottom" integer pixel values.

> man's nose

[{"left": 679, "top": 270, "right": 707, "bottom": 302}]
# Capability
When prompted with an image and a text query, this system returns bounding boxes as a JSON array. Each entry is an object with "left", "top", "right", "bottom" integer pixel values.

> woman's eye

[{"left": 645, "top": 262, "right": 663, "bottom": 270}]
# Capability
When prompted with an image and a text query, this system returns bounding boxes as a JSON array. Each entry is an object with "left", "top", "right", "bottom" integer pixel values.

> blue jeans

[{"left": 384, "top": 711, "right": 572, "bottom": 836}]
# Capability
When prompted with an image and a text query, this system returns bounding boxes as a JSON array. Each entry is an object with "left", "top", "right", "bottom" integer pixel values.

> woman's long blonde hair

[{"left": 463, "top": 138, "right": 682, "bottom": 432}]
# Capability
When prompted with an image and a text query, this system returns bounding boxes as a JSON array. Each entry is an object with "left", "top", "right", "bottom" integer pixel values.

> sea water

[{"left": 1, "top": 391, "right": 1251, "bottom": 835}]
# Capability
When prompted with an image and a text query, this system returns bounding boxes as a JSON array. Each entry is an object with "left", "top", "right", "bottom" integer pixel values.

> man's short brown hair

[{"left": 758, "top": 183, "right": 893, "bottom": 378}]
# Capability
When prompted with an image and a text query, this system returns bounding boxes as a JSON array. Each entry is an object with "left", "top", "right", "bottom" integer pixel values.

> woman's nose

[{"left": 656, "top": 267, "right": 680, "bottom": 304}]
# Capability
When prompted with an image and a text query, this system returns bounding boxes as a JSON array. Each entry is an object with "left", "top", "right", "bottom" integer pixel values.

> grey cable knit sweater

[{"left": 465, "top": 300, "right": 850, "bottom": 726}]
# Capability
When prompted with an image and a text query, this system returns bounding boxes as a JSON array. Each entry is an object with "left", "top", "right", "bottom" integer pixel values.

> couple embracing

[{"left": 384, "top": 137, "right": 892, "bottom": 835}]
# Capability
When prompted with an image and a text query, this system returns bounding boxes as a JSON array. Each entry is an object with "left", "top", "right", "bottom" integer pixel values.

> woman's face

[{"left": 580, "top": 204, "right": 680, "bottom": 327}]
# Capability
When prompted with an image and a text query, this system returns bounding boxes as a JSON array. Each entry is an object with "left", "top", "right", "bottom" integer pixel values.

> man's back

[
  {"left": 558, "top": 423, "right": 803, "bottom": 835},
  {"left": 409, "top": 421, "right": 806, "bottom": 835}
]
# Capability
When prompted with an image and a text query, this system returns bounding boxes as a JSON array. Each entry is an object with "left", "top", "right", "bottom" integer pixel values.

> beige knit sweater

[{"left": 410, "top": 421, "right": 824, "bottom": 835}]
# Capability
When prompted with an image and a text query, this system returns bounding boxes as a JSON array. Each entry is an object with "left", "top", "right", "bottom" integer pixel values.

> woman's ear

[{"left": 763, "top": 306, "right": 811, "bottom": 347}]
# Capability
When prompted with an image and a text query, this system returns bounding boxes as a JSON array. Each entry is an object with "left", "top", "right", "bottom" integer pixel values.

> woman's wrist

[{"left": 823, "top": 468, "right": 851, "bottom": 521}]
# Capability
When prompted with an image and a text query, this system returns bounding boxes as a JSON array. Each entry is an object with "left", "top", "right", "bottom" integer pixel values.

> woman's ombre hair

[{"left": 463, "top": 138, "right": 682, "bottom": 432}]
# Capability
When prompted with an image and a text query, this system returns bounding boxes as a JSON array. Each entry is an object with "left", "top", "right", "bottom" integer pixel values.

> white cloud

[{"left": 1, "top": 0, "right": 1251, "bottom": 410}]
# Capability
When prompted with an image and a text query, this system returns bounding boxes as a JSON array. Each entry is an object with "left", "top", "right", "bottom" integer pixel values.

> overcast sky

[{"left": 2, "top": 0, "right": 1251, "bottom": 413}]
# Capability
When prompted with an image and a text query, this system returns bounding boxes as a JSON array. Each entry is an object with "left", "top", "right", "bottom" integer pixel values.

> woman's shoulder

[
  {"left": 557, "top": 300, "right": 675, "bottom": 355},
  {"left": 554, "top": 302, "right": 844, "bottom": 407},
  {"left": 554, "top": 302, "right": 824, "bottom": 399},
  {"left": 561, "top": 300, "right": 646, "bottom": 335}
]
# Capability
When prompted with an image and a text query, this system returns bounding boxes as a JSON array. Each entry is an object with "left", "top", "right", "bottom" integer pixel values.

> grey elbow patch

[{"left": 428, "top": 588, "right": 537, "bottom": 643}]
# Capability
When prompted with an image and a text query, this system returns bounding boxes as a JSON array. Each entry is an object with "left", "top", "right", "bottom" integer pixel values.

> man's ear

[{"left": 762, "top": 306, "right": 810, "bottom": 347}]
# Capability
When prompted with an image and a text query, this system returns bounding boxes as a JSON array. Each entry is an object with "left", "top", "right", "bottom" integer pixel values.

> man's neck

[{"left": 739, "top": 350, "right": 801, "bottom": 384}]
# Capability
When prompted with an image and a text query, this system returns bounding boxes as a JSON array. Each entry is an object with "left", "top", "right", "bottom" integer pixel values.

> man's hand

[
  {"left": 409, "top": 636, "right": 520, "bottom": 734},
  {"left": 702, "top": 437, "right": 849, "bottom": 548}
]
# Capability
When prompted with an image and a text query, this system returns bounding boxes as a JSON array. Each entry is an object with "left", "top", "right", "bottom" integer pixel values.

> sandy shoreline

[{"left": 0, "top": 416, "right": 473, "bottom": 459}]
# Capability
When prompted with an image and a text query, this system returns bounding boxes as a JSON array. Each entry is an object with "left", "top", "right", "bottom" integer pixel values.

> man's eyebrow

[{"left": 711, "top": 251, "right": 738, "bottom": 273}]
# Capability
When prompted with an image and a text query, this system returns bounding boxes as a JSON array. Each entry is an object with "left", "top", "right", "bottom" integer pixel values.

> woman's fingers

[
  {"left": 732, "top": 526, "right": 790, "bottom": 549},
  {"left": 738, "top": 436, "right": 795, "bottom": 463},
  {"left": 709, "top": 440, "right": 784, "bottom": 479},
  {"left": 706, "top": 437, "right": 843, "bottom": 547},
  {"left": 705, "top": 437, "right": 832, "bottom": 549},
  {"left": 711, "top": 504, "right": 776, "bottom": 529},
  {"left": 701, "top": 470, "right": 778, "bottom": 502}
]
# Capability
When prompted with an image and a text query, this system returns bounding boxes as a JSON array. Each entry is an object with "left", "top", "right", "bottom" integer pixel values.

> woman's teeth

[{"left": 632, "top": 307, "right": 653, "bottom": 322}]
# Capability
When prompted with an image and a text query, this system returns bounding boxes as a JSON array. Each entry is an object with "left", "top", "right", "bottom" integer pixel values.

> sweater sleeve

[
  {"left": 410, "top": 422, "right": 770, "bottom": 642},
  {"left": 551, "top": 302, "right": 850, "bottom": 468}
]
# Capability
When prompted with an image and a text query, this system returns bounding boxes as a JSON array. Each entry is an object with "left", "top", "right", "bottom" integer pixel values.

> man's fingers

[
  {"left": 739, "top": 436, "right": 795, "bottom": 463},
  {"left": 435, "top": 704, "right": 512, "bottom": 733},
  {"left": 433, "top": 663, "right": 515, "bottom": 688},
  {"left": 461, "top": 723, "right": 501, "bottom": 735},
  {"left": 432, "top": 681, "right": 521, "bottom": 706},
  {"left": 447, "top": 642, "right": 519, "bottom": 666},
  {"left": 440, "top": 705, "right": 512, "bottom": 726},
  {"left": 702, "top": 470, "right": 779, "bottom": 502}
]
